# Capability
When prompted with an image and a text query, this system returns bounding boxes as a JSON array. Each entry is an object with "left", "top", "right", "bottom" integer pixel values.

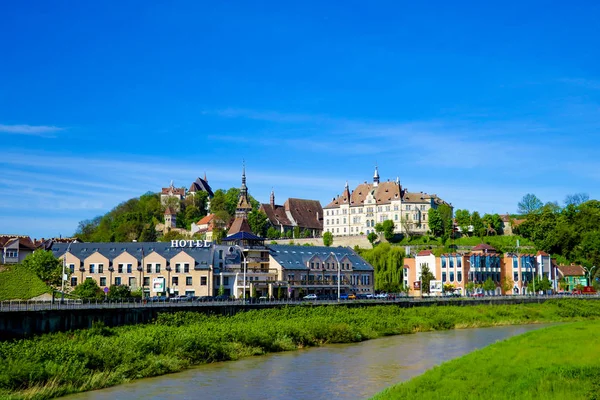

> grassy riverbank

[
  {"left": 372, "top": 320, "right": 600, "bottom": 400},
  {"left": 1, "top": 300, "right": 600, "bottom": 399}
]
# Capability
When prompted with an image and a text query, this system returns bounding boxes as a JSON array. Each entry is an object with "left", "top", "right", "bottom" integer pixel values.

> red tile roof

[
  {"left": 417, "top": 250, "right": 434, "bottom": 256},
  {"left": 227, "top": 217, "right": 253, "bottom": 235},
  {"left": 557, "top": 264, "right": 586, "bottom": 277},
  {"left": 164, "top": 207, "right": 176, "bottom": 215},
  {"left": 536, "top": 250, "right": 550, "bottom": 256},
  {"left": 472, "top": 243, "right": 497, "bottom": 252}
]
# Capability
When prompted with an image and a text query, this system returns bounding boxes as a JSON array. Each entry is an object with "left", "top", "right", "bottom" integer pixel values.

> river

[{"left": 64, "top": 324, "right": 549, "bottom": 400}]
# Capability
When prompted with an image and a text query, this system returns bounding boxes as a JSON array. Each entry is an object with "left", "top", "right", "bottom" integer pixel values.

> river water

[{"left": 64, "top": 324, "right": 549, "bottom": 400}]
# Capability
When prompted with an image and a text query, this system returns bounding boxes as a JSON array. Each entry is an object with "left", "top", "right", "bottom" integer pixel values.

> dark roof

[
  {"left": 260, "top": 204, "right": 294, "bottom": 227},
  {"left": 164, "top": 207, "right": 176, "bottom": 215},
  {"left": 189, "top": 177, "right": 214, "bottom": 197},
  {"left": 223, "top": 231, "right": 264, "bottom": 241},
  {"left": 557, "top": 264, "right": 586, "bottom": 277},
  {"left": 269, "top": 244, "right": 373, "bottom": 271},
  {"left": 49, "top": 242, "right": 217, "bottom": 270}
]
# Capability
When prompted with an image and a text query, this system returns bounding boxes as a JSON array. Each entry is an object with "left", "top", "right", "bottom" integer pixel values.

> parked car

[
  {"left": 148, "top": 295, "right": 167, "bottom": 302},
  {"left": 347, "top": 293, "right": 357, "bottom": 300},
  {"left": 365, "top": 293, "right": 374, "bottom": 299},
  {"left": 339, "top": 293, "right": 349, "bottom": 300},
  {"left": 196, "top": 296, "right": 214, "bottom": 302},
  {"left": 214, "top": 295, "right": 230, "bottom": 301},
  {"left": 303, "top": 294, "right": 318, "bottom": 300},
  {"left": 374, "top": 293, "right": 388, "bottom": 299},
  {"left": 169, "top": 295, "right": 193, "bottom": 302}
]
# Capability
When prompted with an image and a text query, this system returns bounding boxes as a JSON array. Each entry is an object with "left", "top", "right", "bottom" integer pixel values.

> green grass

[
  {"left": 372, "top": 320, "right": 600, "bottom": 400},
  {"left": 1, "top": 300, "right": 600, "bottom": 399},
  {"left": 0, "top": 265, "right": 50, "bottom": 301}
]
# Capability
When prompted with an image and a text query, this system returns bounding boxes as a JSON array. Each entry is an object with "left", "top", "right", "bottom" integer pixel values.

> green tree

[
  {"left": 482, "top": 213, "right": 503, "bottom": 236},
  {"left": 323, "top": 231, "right": 333, "bottom": 247},
  {"left": 455, "top": 209, "right": 471, "bottom": 236},
  {"left": 107, "top": 285, "right": 132, "bottom": 300},
  {"left": 438, "top": 204, "right": 454, "bottom": 236},
  {"left": 266, "top": 227, "right": 280, "bottom": 239},
  {"left": 72, "top": 278, "right": 103, "bottom": 300},
  {"left": 139, "top": 225, "right": 157, "bottom": 242},
  {"left": 502, "top": 276, "right": 514, "bottom": 294},
  {"left": 247, "top": 210, "right": 269, "bottom": 236},
  {"left": 466, "top": 282, "right": 476, "bottom": 295},
  {"left": 531, "top": 276, "right": 552, "bottom": 294},
  {"left": 564, "top": 193, "right": 589, "bottom": 207},
  {"left": 471, "top": 211, "right": 485, "bottom": 237},
  {"left": 428, "top": 208, "right": 443, "bottom": 237},
  {"left": 482, "top": 277, "right": 496, "bottom": 292},
  {"left": 359, "top": 243, "right": 404, "bottom": 292},
  {"left": 420, "top": 265, "right": 435, "bottom": 294},
  {"left": 381, "top": 220, "right": 395, "bottom": 241},
  {"left": 293, "top": 226, "right": 301, "bottom": 239},
  {"left": 22, "top": 250, "right": 63, "bottom": 287},
  {"left": 301, "top": 229, "right": 311, "bottom": 238},
  {"left": 517, "top": 193, "right": 543, "bottom": 215},
  {"left": 367, "top": 232, "right": 378, "bottom": 247}
]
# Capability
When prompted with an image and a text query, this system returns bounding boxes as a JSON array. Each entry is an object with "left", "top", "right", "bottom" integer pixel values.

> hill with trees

[{"left": 74, "top": 187, "right": 265, "bottom": 243}]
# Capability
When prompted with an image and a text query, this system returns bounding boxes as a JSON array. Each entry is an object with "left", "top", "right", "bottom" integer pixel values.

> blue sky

[{"left": 1, "top": 1, "right": 599, "bottom": 239}]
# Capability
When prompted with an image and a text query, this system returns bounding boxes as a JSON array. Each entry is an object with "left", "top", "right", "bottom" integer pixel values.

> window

[
  {"left": 143, "top": 277, "right": 150, "bottom": 286},
  {"left": 98, "top": 264, "right": 104, "bottom": 273},
  {"left": 457, "top": 271, "right": 462, "bottom": 282},
  {"left": 118, "top": 264, "right": 124, "bottom": 273},
  {"left": 514, "top": 272, "right": 519, "bottom": 282},
  {"left": 450, "top": 272, "right": 455, "bottom": 282},
  {"left": 69, "top": 264, "right": 75, "bottom": 273},
  {"left": 186, "top": 277, "right": 193, "bottom": 286},
  {"left": 406, "top": 205, "right": 411, "bottom": 210},
  {"left": 115, "top": 277, "right": 121, "bottom": 285},
  {"left": 201, "top": 276, "right": 207, "bottom": 285},
  {"left": 127, "top": 264, "right": 132, "bottom": 273},
  {"left": 70, "top": 277, "right": 77, "bottom": 286},
  {"left": 450, "top": 258, "right": 454, "bottom": 268},
  {"left": 442, "top": 272, "right": 447, "bottom": 282},
  {"left": 224, "top": 277, "right": 229, "bottom": 285},
  {"left": 100, "top": 277, "right": 106, "bottom": 286},
  {"left": 129, "top": 277, "right": 135, "bottom": 286},
  {"left": 89, "top": 264, "right": 95, "bottom": 273},
  {"left": 184, "top": 263, "right": 189, "bottom": 273},
  {"left": 155, "top": 263, "right": 161, "bottom": 273},
  {"left": 175, "top": 263, "right": 181, "bottom": 273},
  {"left": 311, "top": 262, "right": 314, "bottom": 269},
  {"left": 172, "top": 276, "right": 179, "bottom": 286},
  {"left": 6, "top": 250, "right": 18, "bottom": 258},
  {"left": 146, "top": 264, "right": 151, "bottom": 273}
]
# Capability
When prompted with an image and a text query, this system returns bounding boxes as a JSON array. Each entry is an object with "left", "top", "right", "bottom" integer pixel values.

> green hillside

[{"left": 0, "top": 265, "right": 51, "bottom": 300}]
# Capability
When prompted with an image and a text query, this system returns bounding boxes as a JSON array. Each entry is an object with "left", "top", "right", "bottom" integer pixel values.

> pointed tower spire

[
  {"left": 373, "top": 165, "right": 380, "bottom": 187},
  {"left": 203, "top": 171, "right": 207, "bottom": 182},
  {"left": 343, "top": 181, "right": 351, "bottom": 202},
  {"left": 270, "top": 188, "right": 275, "bottom": 206},
  {"left": 235, "top": 161, "right": 252, "bottom": 218}
]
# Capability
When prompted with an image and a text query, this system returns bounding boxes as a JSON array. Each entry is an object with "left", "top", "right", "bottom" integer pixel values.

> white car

[
  {"left": 303, "top": 294, "right": 318, "bottom": 300},
  {"left": 374, "top": 293, "right": 388, "bottom": 299}
]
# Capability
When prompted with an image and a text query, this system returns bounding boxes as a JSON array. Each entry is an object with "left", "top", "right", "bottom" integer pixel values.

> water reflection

[{"left": 64, "top": 324, "right": 549, "bottom": 400}]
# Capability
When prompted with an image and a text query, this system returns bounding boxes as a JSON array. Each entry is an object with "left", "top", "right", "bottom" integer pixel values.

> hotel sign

[
  {"left": 413, "top": 281, "right": 421, "bottom": 290},
  {"left": 170, "top": 240, "right": 211, "bottom": 248}
]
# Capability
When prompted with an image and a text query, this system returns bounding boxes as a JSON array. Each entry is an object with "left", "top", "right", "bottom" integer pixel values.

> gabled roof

[
  {"left": 260, "top": 204, "right": 294, "bottom": 227},
  {"left": 161, "top": 187, "right": 185, "bottom": 196},
  {"left": 0, "top": 235, "right": 37, "bottom": 250},
  {"left": 269, "top": 244, "right": 374, "bottom": 271},
  {"left": 189, "top": 177, "right": 214, "bottom": 197},
  {"left": 557, "top": 264, "right": 586, "bottom": 277},
  {"left": 536, "top": 250, "right": 550, "bottom": 256},
  {"left": 197, "top": 214, "right": 214, "bottom": 225},
  {"left": 285, "top": 198, "right": 323, "bottom": 230},
  {"left": 164, "top": 207, "right": 176, "bottom": 215}
]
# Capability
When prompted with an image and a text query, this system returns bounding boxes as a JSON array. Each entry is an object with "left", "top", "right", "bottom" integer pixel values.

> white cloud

[{"left": 0, "top": 124, "right": 64, "bottom": 137}]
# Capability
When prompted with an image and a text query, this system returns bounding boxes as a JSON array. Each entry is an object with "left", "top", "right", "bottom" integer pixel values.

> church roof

[{"left": 189, "top": 177, "right": 214, "bottom": 197}]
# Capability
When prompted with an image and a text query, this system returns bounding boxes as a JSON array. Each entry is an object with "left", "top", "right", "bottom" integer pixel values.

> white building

[{"left": 323, "top": 167, "right": 450, "bottom": 237}]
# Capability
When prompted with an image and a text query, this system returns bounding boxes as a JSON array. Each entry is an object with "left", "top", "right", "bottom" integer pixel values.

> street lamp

[
  {"left": 61, "top": 242, "right": 73, "bottom": 304},
  {"left": 330, "top": 252, "right": 341, "bottom": 302},
  {"left": 583, "top": 265, "right": 597, "bottom": 287},
  {"left": 230, "top": 245, "right": 247, "bottom": 302}
]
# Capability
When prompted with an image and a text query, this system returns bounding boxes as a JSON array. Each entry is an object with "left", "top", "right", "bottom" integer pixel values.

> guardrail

[{"left": 0, "top": 293, "right": 598, "bottom": 312}]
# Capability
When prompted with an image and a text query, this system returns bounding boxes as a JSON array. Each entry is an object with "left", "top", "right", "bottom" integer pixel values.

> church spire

[
  {"left": 270, "top": 188, "right": 275, "bottom": 206},
  {"left": 235, "top": 161, "right": 252, "bottom": 218},
  {"left": 373, "top": 165, "right": 380, "bottom": 187}
]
